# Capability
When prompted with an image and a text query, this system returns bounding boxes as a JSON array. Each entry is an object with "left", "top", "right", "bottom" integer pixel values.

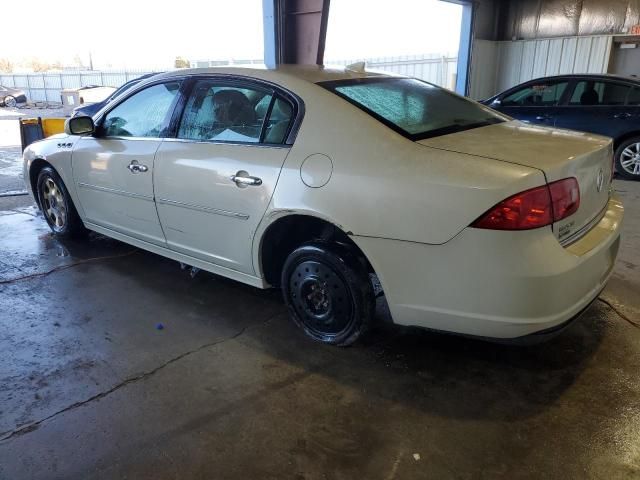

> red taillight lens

[
  {"left": 472, "top": 178, "right": 580, "bottom": 230},
  {"left": 472, "top": 185, "right": 553, "bottom": 230},
  {"left": 548, "top": 177, "right": 580, "bottom": 222}
]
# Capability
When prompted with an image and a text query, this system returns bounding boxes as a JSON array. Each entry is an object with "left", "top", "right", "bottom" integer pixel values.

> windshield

[{"left": 320, "top": 77, "right": 506, "bottom": 140}]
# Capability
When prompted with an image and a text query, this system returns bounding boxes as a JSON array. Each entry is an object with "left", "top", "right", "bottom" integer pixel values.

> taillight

[
  {"left": 472, "top": 177, "right": 580, "bottom": 230},
  {"left": 549, "top": 177, "right": 580, "bottom": 221}
]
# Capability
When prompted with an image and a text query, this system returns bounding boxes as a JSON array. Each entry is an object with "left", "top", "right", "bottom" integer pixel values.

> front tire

[
  {"left": 281, "top": 242, "right": 374, "bottom": 346},
  {"left": 615, "top": 137, "right": 640, "bottom": 180},
  {"left": 3, "top": 95, "right": 16, "bottom": 108},
  {"left": 36, "top": 166, "right": 86, "bottom": 238}
]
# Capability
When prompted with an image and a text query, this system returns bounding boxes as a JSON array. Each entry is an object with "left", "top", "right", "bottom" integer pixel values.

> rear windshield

[{"left": 319, "top": 77, "right": 506, "bottom": 140}]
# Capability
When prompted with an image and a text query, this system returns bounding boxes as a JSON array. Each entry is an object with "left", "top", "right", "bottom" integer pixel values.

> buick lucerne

[{"left": 23, "top": 65, "right": 624, "bottom": 346}]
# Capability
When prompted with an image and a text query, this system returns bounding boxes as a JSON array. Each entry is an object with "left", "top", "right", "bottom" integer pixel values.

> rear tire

[
  {"left": 281, "top": 242, "right": 374, "bottom": 346},
  {"left": 36, "top": 166, "right": 87, "bottom": 238},
  {"left": 614, "top": 137, "right": 640, "bottom": 180},
  {"left": 3, "top": 95, "right": 16, "bottom": 108}
]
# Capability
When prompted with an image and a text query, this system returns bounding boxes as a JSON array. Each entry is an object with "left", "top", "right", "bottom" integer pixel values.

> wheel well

[
  {"left": 613, "top": 131, "right": 640, "bottom": 151},
  {"left": 260, "top": 215, "right": 373, "bottom": 287},
  {"left": 29, "top": 158, "right": 52, "bottom": 207}
]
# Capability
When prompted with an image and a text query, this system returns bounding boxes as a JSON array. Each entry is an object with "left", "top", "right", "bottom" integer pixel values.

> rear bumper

[{"left": 353, "top": 195, "right": 624, "bottom": 339}]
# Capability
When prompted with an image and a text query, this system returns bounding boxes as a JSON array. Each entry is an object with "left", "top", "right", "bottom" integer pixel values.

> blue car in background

[
  {"left": 483, "top": 74, "right": 640, "bottom": 180},
  {"left": 71, "top": 72, "right": 159, "bottom": 118}
]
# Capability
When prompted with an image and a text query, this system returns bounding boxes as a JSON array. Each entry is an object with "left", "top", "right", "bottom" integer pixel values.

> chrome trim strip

[
  {"left": 77, "top": 182, "right": 154, "bottom": 201},
  {"left": 162, "top": 137, "right": 290, "bottom": 149},
  {"left": 560, "top": 203, "right": 609, "bottom": 247},
  {"left": 79, "top": 135, "right": 164, "bottom": 142},
  {"left": 157, "top": 197, "right": 249, "bottom": 220}
]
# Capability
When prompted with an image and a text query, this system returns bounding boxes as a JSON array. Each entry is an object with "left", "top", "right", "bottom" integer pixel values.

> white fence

[
  {"left": 0, "top": 70, "right": 157, "bottom": 104},
  {"left": 0, "top": 54, "right": 458, "bottom": 104},
  {"left": 327, "top": 54, "right": 458, "bottom": 89}
]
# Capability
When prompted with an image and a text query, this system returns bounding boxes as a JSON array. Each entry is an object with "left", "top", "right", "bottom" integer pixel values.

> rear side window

[
  {"left": 501, "top": 81, "right": 568, "bottom": 107},
  {"left": 569, "top": 81, "right": 632, "bottom": 106},
  {"left": 321, "top": 78, "right": 504, "bottom": 140},
  {"left": 628, "top": 87, "right": 640, "bottom": 106},
  {"left": 177, "top": 80, "right": 293, "bottom": 144}
]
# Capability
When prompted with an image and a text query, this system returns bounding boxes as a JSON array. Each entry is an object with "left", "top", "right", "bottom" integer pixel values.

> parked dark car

[
  {"left": 483, "top": 74, "right": 640, "bottom": 180},
  {"left": 71, "top": 73, "right": 159, "bottom": 118},
  {"left": 0, "top": 85, "right": 27, "bottom": 107}
]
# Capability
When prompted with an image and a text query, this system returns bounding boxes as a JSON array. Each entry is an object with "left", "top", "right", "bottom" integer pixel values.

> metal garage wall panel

[
  {"left": 587, "top": 36, "right": 613, "bottom": 72},
  {"left": 573, "top": 37, "right": 595, "bottom": 72},
  {"left": 532, "top": 39, "right": 550, "bottom": 78},
  {"left": 486, "top": 35, "right": 613, "bottom": 96},
  {"left": 519, "top": 42, "right": 537, "bottom": 83},
  {"left": 545, "top": 38, "right": 565, "bottom": 75},
  {"left": 497, "top": 42, "right": 524, "bottom": 91},
  {"left": 559, "top": 37, "right": 579, "bottom": 73},
  {"left": 469, "top": 40, "right": 499, "bottom": 100}
]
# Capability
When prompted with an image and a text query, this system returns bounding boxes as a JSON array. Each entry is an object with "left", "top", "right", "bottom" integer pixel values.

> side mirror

[
  {"left": 65, "top": 116, "right": 94, "bottom": 135},
  {"left": 491, "top": 99, "right": 502, "bottom": 107}
]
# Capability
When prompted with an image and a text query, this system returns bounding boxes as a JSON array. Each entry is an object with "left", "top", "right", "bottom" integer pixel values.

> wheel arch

[
  {"left": 257, "top": 213, "right": 375, "bottom": 287},
  {"left": 613, "top": 131, "right": 640, "bottom": 150},
  {"left": 29, "top": 158, "right": 54, "bottom": 208}
]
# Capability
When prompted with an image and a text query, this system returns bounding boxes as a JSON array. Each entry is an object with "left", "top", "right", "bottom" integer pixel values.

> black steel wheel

[
  {"left": 281, "top": 242, "right": 374, "bottom": 346},
  {"left": 615, "top": 137, "right": 640, "bottom": 181},
  {"left": 36, "top": 166, "right": 86, "bottom": 238}
]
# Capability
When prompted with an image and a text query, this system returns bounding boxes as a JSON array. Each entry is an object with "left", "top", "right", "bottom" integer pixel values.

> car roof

[
  {"left": 516, "top": 73, "right": 640, "bottom": 85},
  {"left": 151, "top": 64, "right": 396, "bottom": 85}
]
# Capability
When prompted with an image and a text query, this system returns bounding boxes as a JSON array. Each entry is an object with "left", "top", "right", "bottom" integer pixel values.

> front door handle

[
  {"left": 535, "top": 115, "right": 552, "bottom": 121},
  {"left": 127, "top": 160, "right": 148, "bottom": 173},
  {"left": 614, "top": 113, "right": 631, "bottom": 119},
  {"left": 231, "top": 171, "right": 262, "bottom": 187}
]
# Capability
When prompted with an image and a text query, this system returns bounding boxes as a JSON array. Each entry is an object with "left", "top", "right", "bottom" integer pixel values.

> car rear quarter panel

[{"left": 258, "top": 81, "right": 547, "bottom": 249}]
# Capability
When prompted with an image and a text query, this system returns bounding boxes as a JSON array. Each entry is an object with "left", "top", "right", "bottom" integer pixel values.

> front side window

[
  {"left": 502, "top": 81, "right": 569, "bottom": 107},
  {"left": 569, "top": 81, "right": 632, "bottom": 106},
  {"left": 102, "top": 81, "right": 180, "bottom": 138},
  {"left": 178, "top": 80, "right": 293, "bottom": 144},
  {"left": 320, "top": 78, "right": 505, "bottom": 140}
]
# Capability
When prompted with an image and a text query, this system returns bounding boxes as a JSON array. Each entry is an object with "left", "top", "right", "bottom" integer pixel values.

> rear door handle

[
  {"left": 231, "top": 172, "right": 262, "bottom": 187},
  {"left": 127, "top": 160, "right": 148, "bottom": 173},
  {"left": 614, "top": 113, "right": 631, "bottom": 119},
  {"left": 535, "top": 115, "right": 552, "bottom": 121}
]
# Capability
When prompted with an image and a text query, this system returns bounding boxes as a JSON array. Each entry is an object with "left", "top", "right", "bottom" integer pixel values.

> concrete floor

[{"left": 0, "top": 180, "right": 639, "bottom": 480}]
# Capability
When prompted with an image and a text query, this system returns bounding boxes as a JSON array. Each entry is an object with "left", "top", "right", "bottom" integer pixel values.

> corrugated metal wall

[
  {"left": 469, "top": 35, "right": 613, "bottom": 99},
  {"left": 0, "top": 70, "right": 155, "bottom": 103},
  {"left": 502, "top": 0, "right": 640, "bottom": 40}
]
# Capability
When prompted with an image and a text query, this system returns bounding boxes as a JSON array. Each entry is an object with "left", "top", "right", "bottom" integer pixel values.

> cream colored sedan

[{"left": 23, "top": 65, "right": 623, "bottom": 345}]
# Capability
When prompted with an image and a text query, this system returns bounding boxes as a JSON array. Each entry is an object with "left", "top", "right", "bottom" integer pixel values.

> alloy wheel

[
  {"left": 620, "top": 142, "right": 640, "bottom": 176},
  {"left": 41, "top": 177, "right": 67, "bottom": 231}
]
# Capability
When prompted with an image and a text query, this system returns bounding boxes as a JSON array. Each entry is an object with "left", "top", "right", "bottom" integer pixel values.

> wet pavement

[{"left": 0, "top": 182, "right": 639, "bottom": 479}]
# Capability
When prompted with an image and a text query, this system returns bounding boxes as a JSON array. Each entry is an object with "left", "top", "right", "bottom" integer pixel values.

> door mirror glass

[{"left": 65, "top": 116, "right": 94, "bottom": 135}]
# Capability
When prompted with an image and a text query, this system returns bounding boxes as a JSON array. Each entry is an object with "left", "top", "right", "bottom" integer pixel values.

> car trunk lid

[{"left": 418, "top": 121, "right": 613, "bottom": 243}]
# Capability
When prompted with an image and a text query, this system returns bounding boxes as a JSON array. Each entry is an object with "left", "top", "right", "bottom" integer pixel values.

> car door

[
  {"left": 553, "top": 79, "right": 638, "bottom": 138},
  {"left": 490, "top": 79, "right": 569, "bottom": 127},
  {"left": 72, "top": 80, "right": 181, "bottom": 246},
  {"left": 154, "top": 78, "right": 296, "bottom": 275}
]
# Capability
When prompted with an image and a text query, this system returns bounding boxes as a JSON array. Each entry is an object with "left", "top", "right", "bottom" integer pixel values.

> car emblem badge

[{"left": 596, "top": 168, "right": 604, "bottom": 193}]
